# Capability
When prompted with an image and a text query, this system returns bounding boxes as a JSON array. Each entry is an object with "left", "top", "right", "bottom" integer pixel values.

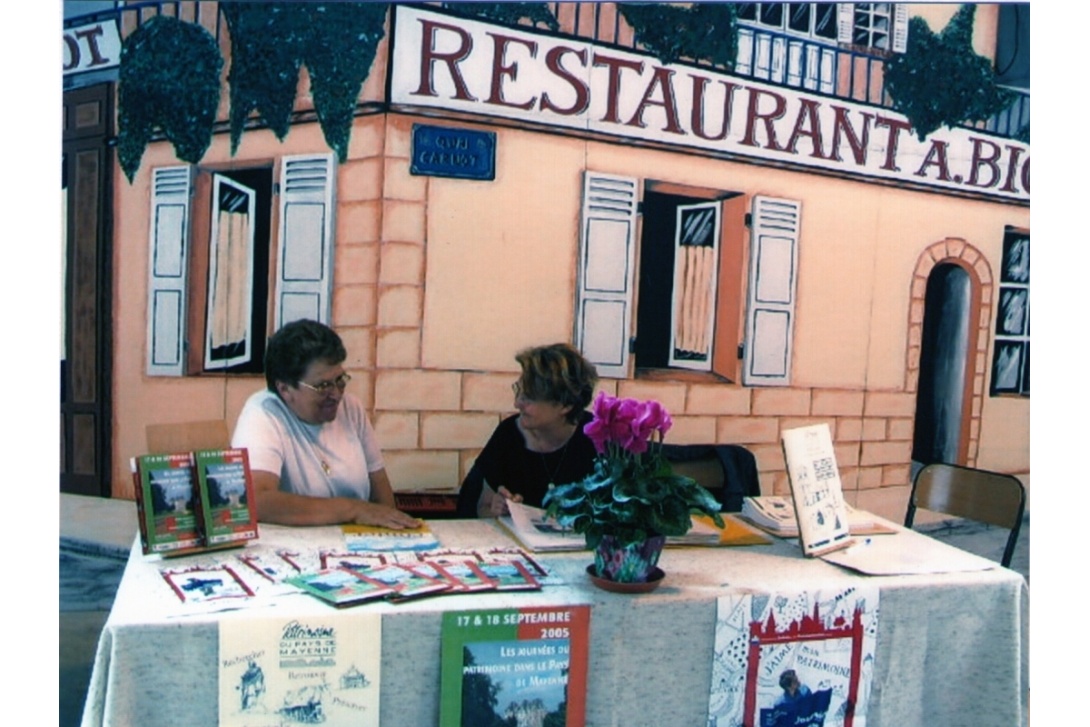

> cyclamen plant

[{"left": 543, "top": 392, "right": 724, "bottom": 548}]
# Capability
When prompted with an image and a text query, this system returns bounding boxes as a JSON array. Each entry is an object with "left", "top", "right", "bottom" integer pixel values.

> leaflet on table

[
  {"left": 161, "top": 564, "right": 255, "bottom": 603},
  {"left": 341, "top": 522, "right": 440, "bottom": 552},
  {"left": 439, "top": 605, "right": 591, "bottom": 727},
  {"left": 218, "top": 611, "right": 382, "bottom": 727},
  {"left": 284, "top": 568, "right": 396, "bottom": 607},
  {"left": 707, "top": 586, "right": 880, "bottom": 727},
  {"left": 819, "top": 532, "right": 996, "bottom": 575}
]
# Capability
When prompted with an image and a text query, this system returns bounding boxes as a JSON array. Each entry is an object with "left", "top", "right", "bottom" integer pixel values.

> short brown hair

[
  {"left": 264, "top": 319, "right": 346, "bottom": 392},
  {"left": 515, "top": 343, "right": 598, "bottom": 423}
]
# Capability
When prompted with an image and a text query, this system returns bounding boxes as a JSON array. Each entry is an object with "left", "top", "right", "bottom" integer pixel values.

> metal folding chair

[{"left": 905, "top": 462, "right": 1026, "bottom": 567}]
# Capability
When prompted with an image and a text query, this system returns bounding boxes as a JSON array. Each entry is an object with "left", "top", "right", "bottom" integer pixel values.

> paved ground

[{"left": 58, "top": 495, "right": 1029, "bottom": 727}]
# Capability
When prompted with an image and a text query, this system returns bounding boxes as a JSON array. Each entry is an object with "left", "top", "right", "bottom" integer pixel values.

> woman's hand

[
  {"left": 351, "top": 501, "right": 421, "bottom": 529},
  {"left": 488, "top": 486, "right": 523, "bottom": 517}
]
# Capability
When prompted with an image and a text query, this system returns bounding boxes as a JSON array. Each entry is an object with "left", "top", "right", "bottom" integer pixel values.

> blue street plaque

[{"left": 410, "top": 124, "right": 496, "bottom": 180}]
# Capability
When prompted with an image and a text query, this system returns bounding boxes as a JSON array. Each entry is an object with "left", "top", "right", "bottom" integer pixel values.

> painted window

[
  {"left": 205, "top": 171, "right": 261, "bottom": 371},
  {"left": 734, "top": 4, "right": 906, "bottom": 91},
  {"left": 145, "top": 153, "right": 336, "bottom": 377},
  {"left": 576, "top": 173, "right": 800, "bottom": 386},
  {"left": 843, "top": 3, "right": 902, "bottom": 52},
  {"left": 990, "top": 228, "right": 1029, "bottom": 396},
  {"left": 734, "top": 4, "right": 906, "bottom": 94},
  {"left": 736, "top": 3, "right": 839, "bottom": 42}
]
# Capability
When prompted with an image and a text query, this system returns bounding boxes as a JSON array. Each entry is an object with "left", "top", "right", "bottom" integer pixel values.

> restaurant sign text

[{"left": 390, "top": 6, "right": 1028, "bottom": 202}]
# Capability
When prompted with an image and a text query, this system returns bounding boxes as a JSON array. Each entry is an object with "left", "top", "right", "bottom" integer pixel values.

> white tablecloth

[{"left": 81, "top": 519, "right": 1028, "bottom": 727}]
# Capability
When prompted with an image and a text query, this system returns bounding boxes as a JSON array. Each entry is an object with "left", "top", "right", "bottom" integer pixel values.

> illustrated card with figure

[
  {"left": 707, "top": 586, "right": 879, "bottom": 727},
  {"left": 219, "top": 612, "right": 382, "bottom": 727}
]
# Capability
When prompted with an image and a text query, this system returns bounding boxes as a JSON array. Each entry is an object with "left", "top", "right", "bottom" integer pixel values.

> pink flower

[
  {"left": 632, "top": 400, "right": 672, "bottom": 443},
  {"left": 584, "top": 393, "right": 674, "bottom": 455},
  {"left": 584, "top": 392, "right": 620, "bottom": 454}
]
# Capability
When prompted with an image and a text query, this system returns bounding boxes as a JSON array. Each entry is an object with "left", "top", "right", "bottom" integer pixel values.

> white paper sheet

[{"left": 820, "top": 533, "right": 996, "bottom": 575}]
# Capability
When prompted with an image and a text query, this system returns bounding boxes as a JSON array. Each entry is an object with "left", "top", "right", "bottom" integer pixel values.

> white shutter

[
  {"left": 742, "top": 196, "right": 801, "bottom": 387},
  {"left": 574, "top": 172, "right": 638, "bottom": 379},
  {"left": 891, "top": 4, "right": 909, "bottom": 54},
  {"left": 836, "top": 4, "right": 855, "bottom": 44},
  {"left": 146, "top": 166, "right": 192, "bottom": 376},
  {"left": 274, "top": 153, "right": 336, "bottom": 330}
]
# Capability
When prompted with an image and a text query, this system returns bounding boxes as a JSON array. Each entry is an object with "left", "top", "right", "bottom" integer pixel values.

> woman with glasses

[
  {"left": 463, "top": 343, "right": 599, "bottom": 517},
  {"left": 232, "top": 319, "right": 419, "bottom": 528}
]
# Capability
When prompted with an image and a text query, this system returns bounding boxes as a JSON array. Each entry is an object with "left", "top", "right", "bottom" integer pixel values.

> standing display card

[
  {"left": 219, "top": 612, "right": 382, "bottom": 727},
  {"left": 707, "top": 586, "right": 879, "bottom": 727},
  {"left": 131, "top": 453, "right": 203, "bottom": 555},
  {"left": 439, "top": 605, "right": 591, "bottom": 727},
  {"left": 192, "top": 448, "right": 259, "bottom": 547},
  {"left": 780, "top": 424, "right": 853, "bottom": 556}
]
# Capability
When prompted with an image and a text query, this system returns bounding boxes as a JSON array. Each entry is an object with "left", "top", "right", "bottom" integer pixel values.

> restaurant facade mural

[{"left": 61, "top": 2, "right": 1030, "bottom": 522}]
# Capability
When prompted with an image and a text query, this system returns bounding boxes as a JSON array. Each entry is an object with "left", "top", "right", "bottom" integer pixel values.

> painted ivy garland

[
  {"left": 618, "top": 2, "right": 739, "bottom": 70},
  {"left": 446, "top": 2, "right": 558, "bottom": 31},
  {"left": 885, "top": 5, "right": 1015, "bottom": 141},
  {"left": 220, "top": 3, "right": 303, "bottom": 151},
  {"left": 304, "top": 3, "right": 389, "bottom": 161},
  {"left": 222, "top": 2, "right": 388, "bottom": 161},
  {"left": 117, "top": 15, "right": 222, "bottom": 182}
]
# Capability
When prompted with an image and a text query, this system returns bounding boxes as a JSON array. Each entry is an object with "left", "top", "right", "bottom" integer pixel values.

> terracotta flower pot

[{"left": 592, "top": 534, "right": 666, "bottom": 583}]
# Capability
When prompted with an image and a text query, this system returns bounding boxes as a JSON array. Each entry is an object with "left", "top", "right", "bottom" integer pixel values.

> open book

[{"left": 499, "top": 502, "right": 768, "bottom": 552}]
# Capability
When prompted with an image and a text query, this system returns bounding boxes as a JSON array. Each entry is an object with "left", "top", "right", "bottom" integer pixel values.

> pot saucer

[{"left": 585, "top": 565, "right": 665, "bottom": 593}]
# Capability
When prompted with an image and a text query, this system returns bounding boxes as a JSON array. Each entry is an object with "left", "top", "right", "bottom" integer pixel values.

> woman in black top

[{"left": 464, "top": 343, "right": 599, "bottom": 516}]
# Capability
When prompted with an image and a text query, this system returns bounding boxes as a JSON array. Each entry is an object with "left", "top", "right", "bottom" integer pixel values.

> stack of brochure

[{"left": 741, "top": 496, "right": 878, "bottom": 538}]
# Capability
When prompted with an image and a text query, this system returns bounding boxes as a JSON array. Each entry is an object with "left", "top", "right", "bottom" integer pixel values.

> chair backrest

[
  {"left": 145, "top": 420, "right": 230, "bottom": 455},
  {"left": 661, "top": 443, "right": 760, "bottom": 512},
  {"left": 905, "top": 462, "right": 1026, "bottom": 567}
]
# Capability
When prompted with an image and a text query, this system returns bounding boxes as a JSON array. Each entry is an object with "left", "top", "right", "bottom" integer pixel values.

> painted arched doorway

[
  {"left": 906, "top": 240, "right": 993, "bottom": 470},
  {"left": 912, "top": 263, "right": 972, "bottom": 465}
]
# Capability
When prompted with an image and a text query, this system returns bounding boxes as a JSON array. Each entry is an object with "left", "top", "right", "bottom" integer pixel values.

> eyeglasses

[
  {"left": 512, "top": 382, "right": 537, "bottom": 402},
  {"left": 298, "top": 372, "right": 352, "bottom": 395}
]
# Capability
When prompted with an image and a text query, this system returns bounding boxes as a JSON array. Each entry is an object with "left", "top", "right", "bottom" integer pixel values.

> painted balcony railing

[{"left": 65, "top": 1, "right": 1029, "bottom": 143}]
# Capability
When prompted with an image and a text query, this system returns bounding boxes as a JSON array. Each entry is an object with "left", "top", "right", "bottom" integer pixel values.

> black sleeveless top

[{"left": 472, "top": 410, "right": 597, "bottom": 508}]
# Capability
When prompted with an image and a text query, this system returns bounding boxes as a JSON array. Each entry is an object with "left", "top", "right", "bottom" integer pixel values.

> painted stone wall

[{"left": 107, "top": 3, "right": 1029, "bottom": 525}]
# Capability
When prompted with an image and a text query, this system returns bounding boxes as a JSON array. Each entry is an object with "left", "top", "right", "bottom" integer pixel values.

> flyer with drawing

[
  {"left": 707, "top": 586, "right": 879, "bottom": 727},
  {"left": 439, "top": 605, "right": 590, "bottom": 727},
  {"left": 219, "top": 613, "right": 382, "bottom": 727}
]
